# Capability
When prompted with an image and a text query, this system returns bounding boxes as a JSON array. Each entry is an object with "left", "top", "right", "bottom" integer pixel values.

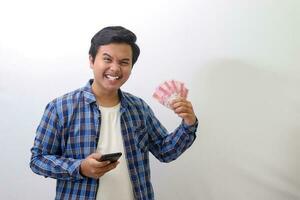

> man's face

[{"left": 90, "top": 43, "right": 133, "bottom": 94}]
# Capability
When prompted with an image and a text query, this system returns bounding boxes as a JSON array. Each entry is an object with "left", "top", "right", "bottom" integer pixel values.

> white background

[{"left": 0, "top": 0, "right": 299, "bottom": 199}]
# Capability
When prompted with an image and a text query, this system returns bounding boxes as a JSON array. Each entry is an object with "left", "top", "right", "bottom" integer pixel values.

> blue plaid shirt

[{"left": 30, "top": 79, "right": 198, "bottom": 200}]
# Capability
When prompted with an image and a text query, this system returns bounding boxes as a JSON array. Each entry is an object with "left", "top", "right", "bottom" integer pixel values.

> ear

[{"left": 89, "top": 55, "right": 94, "bottom": 68}]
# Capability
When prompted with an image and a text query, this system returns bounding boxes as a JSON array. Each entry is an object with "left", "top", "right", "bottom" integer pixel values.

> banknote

[{"left": 153, "top": 80, "right": 188, "bottom": 108}]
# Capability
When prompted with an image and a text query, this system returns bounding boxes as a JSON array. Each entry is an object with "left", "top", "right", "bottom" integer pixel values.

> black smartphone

[{"left": 99, "top": 152, "right": 122, "bottom": 163}]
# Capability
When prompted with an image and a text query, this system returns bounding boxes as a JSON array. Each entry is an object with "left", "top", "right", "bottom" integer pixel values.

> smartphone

[{"left": 98, "top": 152, "right": 122, "bottom": 163}]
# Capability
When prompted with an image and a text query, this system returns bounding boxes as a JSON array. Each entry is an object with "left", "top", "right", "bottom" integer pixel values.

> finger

[
  {"left": 94, "top": 162, "right": 119, "bottom": 176},
  {"left": 89, "top": 153, "right": 115, "bottom": 167},
  {"left": 86, "top": 156, "right": 110, "bottom": 168},
  {"left": 89, "top": 152, "right": 102, "bottom": 160},
  {"left": 173, "top": 105, "right": 193, "bottom": 113},
  {"left": 173, "top": 96, "right": 186, "bottom": 102},
  {"left": 95, "top": 161, "right": 119, "bottom": 171},
  {"left": 177, "top": 112, "right": 193, "bottom": 119},
  {"left": 96, "top": 172, "right": 105, "bottom": 179},
  {"left": 102, "top": 161, "right": 119, "bottom": 171},
  {"left": 170, "top": 97, "right": 185, "bottom": 105},
  {"left": 93, "top": 160, "right": 111, "bottom": 168},
  {"left": 173, "top": 105, "right": 193, "bottom": 114},
  {"left": 172, "top": 100, "right": 192, "bottom": 110}
]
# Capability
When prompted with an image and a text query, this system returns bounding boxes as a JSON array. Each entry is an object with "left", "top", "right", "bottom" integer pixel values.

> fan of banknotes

[{"left": 152, "top": 80, "right": 188, "bottom": 108}]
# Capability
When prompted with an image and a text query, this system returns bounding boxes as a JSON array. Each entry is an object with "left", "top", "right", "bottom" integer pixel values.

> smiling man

[{"left": 30, "top": 26, "right": 198, "bottom": 200}]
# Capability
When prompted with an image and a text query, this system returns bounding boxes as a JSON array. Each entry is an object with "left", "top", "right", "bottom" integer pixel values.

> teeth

[{"left": 106, "top": 75, "right": 119, "bottom": 80}]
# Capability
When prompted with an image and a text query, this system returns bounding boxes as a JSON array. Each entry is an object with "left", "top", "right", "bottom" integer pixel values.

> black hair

[{"left": 89, "top": 26, "right": 140, "bottom": 65}]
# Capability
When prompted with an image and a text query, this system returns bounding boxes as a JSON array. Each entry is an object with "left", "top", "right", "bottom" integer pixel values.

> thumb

[{"left": 89, "top": 152, "right": 102, "bottom": 160}]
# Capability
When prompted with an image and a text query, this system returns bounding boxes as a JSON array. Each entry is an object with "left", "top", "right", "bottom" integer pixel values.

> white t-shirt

[{"left": 96, "top": 103, "right": 134, "bottom": 200}]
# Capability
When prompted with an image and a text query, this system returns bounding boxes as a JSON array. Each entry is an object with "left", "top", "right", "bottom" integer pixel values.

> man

[{"left": 30, "top": 26, "right": 198, "bottom": 200}]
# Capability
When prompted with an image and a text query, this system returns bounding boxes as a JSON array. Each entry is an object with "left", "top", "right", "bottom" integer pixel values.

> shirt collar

[
  {"left": 82, "top": 79, "right": 129, "bottom": 112},
  {"left": 82, "top": 79, "right": 97, "bottom": 104}
]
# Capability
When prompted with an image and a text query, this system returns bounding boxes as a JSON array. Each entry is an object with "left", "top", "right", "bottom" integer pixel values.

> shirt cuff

[
  {"left": 182, "top": 118, "right": 198, "bottom": 133},
  {"left": 69, "top": 159, "right": 85, "bottom": 180}
]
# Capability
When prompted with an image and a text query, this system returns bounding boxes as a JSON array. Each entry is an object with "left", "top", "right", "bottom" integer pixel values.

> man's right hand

[{"left": 79, "top": 153, "right": 119, "bottom": 179}]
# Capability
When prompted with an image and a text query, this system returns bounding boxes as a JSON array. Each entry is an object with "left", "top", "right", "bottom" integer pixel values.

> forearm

[
  {"left": 150, "top": 119, "right": 198, "bottom": 162},
  {"left": 30, "top": 152, "right": 84, "bottom": 181},
  {"left": 30, "top": 101, "right": 85, "bottom": 180}
]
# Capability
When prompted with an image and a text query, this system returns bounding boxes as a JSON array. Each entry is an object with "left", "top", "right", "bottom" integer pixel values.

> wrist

[{"left": 184, "top": 116, "right": 196, "bottom": 126}]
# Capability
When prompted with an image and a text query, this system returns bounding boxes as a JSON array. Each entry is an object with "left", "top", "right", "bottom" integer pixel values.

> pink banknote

[{"left": 153, "top": 80, "right": 189, "bottom": 108}]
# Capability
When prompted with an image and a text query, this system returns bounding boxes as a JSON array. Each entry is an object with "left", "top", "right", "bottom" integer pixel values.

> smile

[{"left": 105, "top": 74, "right": 120, "bottom": 80}]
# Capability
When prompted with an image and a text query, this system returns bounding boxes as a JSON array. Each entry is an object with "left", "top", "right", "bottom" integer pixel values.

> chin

[{"left": 104, "top": 84, "right": 122, "bottom": 91}]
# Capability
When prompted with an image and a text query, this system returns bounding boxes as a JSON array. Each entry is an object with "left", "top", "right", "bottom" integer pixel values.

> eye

[
  {"left": 121, "top": 62, "right": 129, "bottom": 66},
  {"left": 119, "top": 60, "right": 130, "bottom": 66},
  {"left": 103, "top": 57, "right": 112, "bottom": 63}
]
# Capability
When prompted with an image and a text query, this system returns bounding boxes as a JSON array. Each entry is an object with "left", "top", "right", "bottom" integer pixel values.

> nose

[{"left": 109, "top": 61, "right": 121, "bottom": 71}]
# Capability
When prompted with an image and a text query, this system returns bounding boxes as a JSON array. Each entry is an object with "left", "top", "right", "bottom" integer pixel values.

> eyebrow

[
  {"left": 102, "top": 53, "right": 130, "bottom": 61},
  {"left": 102, "top": 53, "right": 112, "bottom": 58}
]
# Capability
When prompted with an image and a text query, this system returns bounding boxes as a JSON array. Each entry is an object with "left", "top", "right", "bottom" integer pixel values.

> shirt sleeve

[
  {"left": 30, "top": 101, "right": 84, "bottom": 181},
  {"left": 145, "top": 104, "right": 198, "bottom": 163}
]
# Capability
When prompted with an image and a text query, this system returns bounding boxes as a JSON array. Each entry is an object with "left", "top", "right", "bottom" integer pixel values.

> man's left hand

[{"left": 171, "top": 97, "right": 197, "bottom": 126}]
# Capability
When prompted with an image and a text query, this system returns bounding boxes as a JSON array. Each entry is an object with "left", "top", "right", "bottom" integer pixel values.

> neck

[{"left": 91, "top": 82, "right": 120, "bottom": 107}]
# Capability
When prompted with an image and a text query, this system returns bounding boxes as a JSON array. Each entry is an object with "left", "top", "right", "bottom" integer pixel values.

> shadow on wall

[{"left": 189, "top": 59, "right": 300, "bottom": 199}]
